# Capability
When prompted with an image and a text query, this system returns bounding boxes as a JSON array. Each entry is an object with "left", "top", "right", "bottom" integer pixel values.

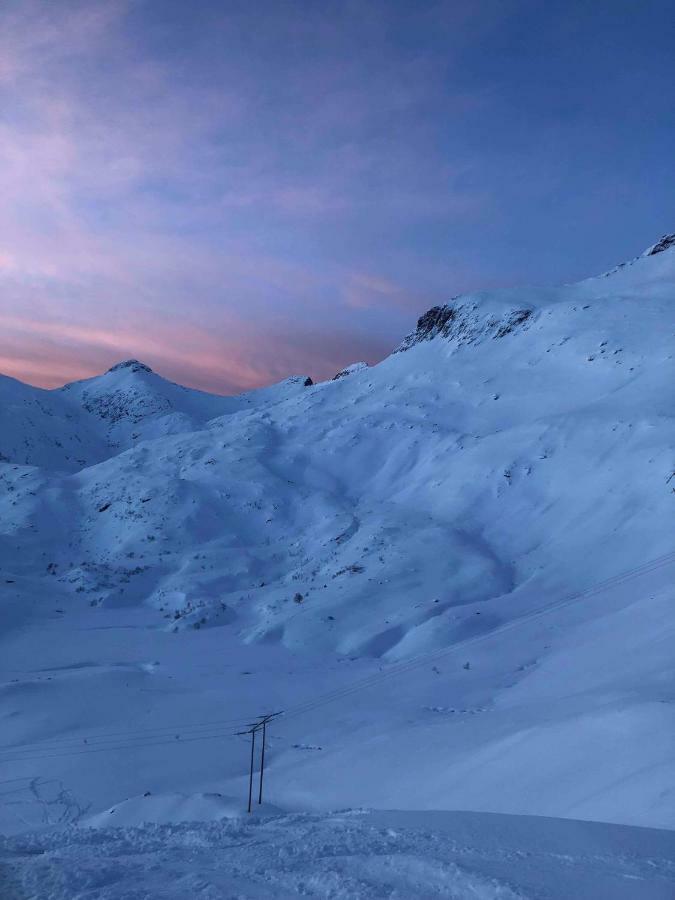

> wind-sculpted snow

[
  {"left": 1, "top": 809, "right": 674, "bottom": 899},
  {"left": 0, "top": 239, "right": 673, "bottom": 838}
]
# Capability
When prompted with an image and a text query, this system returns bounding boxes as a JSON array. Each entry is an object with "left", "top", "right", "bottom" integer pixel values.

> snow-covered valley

[{"left": 0, "top": 237, "right": 674, "bottom": 896}]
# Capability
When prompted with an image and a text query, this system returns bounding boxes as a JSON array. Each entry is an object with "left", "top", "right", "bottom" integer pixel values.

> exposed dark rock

[
  {"left": 396, "top": 300, "right": 534, "bottom": 352},
  {"left": 601, "top": 232, "right": 675, "bottom": 278},
  {"left": 494, "top": 309, "right": 532, "bottom": 338},
  {"left": 416, "top": 306, "right": 456, "bottom": 340},
  {"left": 81, "top": 388, "right": 171, "bottom": 424},
  {"left": 332, "top": 362, "right": 368, "bottom": 381},
  {"left": 396, "top": 304, "right": 461, "bottom": 351},
  {"left": 645, "top": 234, "right": 675, "bottom": 256}
]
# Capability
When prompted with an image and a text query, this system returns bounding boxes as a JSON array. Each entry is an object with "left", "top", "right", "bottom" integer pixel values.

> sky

[{"left": 0, "top": 0, "right": 673, "bottom": 394}]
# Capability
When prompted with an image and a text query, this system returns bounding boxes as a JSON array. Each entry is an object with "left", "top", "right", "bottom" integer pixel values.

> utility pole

[
  {"left": 258, "top": 717, "right": 266, "bottom": 806},
  {"left": 235, "top": 711, "right": 282, "bottom": 813},
  {"left": 255, "top": 712, "right": 282, "bottom": 806},
  {"left": 235, "top": 723, "right": 260, "bottom": 814},
  {"left": 247, "top": 725, "right": 256, "bottom": 814}
]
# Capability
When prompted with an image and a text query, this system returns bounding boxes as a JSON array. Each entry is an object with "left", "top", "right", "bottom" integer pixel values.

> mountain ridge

[{"left": 0, "top": 235, "right": 673, "bottom": 833}]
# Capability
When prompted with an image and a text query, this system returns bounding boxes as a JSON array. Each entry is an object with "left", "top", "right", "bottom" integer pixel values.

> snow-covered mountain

[
  {"left": 1, "top": 357, "right": 313, "bottom": 471},
  {"left": 0, "top": 236, "right": 673, "bottom": 841}
]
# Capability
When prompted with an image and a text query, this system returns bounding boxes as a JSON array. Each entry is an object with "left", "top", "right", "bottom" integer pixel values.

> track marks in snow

[{"left": 2, "top": 809, "right": 673, "bottom": 899}]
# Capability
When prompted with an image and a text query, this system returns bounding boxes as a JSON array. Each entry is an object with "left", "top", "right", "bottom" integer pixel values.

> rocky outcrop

[
  {"left": 396, "top": 302, "right": 533, "bottom": 352},
  {"left": 81, "top": 388, "right": 171, "bottom": 424},
  {"left": 332, "top": 362, "right": 368, "bottom": 381},
  {"left": 644, "top": 234, "right": 675, "bottom": 257},
  {"left": 107, "top": 360, "right": 154, "bottom": 375}
]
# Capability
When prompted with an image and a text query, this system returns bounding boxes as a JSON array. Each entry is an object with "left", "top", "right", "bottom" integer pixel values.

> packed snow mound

[
  {"left": 1, "top": 809, "right": 674, "bottom": 900},
  {"left": 0, "top": 235, "right": 673, "bottom": 834}
]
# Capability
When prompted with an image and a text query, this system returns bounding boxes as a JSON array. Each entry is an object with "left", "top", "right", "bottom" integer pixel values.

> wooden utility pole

[
  {"left": 236, "top": 722, "right": 260, "bottom": 814},
  {"left": 236, "top": 712, "right": 282, "bottom": 813},
  {"left": 255, "top": 712, "right": 282, "bottom": 806},
  {"left": 258, "top": 717, "right": 266, "bottom": 806},
  {"left": 247, "top": 725, "right": 256, "bottom": 814}
]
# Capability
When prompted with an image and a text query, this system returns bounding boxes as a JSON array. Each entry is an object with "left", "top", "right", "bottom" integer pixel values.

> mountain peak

[{"left": 106, "top": 359, "right": 154, "bottom": 375}]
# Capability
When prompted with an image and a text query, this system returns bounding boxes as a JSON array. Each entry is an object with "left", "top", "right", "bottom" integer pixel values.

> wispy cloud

[
  {"left": 3, "top": 1, "right": 668, "bottom": 392},
  {"left": 1, "top": 1, "right": 466, "bottom": 392}
]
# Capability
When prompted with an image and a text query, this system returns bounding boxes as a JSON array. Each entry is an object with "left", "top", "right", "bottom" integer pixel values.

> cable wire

[
  {"left": 278, "top": 549, "right": 675, "bottom": 723},
  {"left": 1, "top": 550, "right": 672, "bottom": 765}
]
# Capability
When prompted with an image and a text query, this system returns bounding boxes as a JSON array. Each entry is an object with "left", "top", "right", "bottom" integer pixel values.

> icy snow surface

[{"left": 0, "top": 240, "right": 674, "bottom": 894}]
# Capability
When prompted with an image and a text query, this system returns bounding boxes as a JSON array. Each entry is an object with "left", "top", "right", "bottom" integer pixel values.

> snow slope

[
  {"left": 0, "top": 358, "right": 313, "bottom": 471},
  {"left": 1, "top": 809, "right": 674, "bottom": 899},
  {"left": 0, "top": 237, "right": 674, "bottom": 850}
]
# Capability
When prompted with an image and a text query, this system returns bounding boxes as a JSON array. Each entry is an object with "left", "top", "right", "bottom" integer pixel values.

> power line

[
  {"left": 0, "top": 729, "right": 241, "bottom": 765},
  {"left": 1, "top": 551, "right": 672, "bottom": 767},
  {"left": 278, "top": 549, "right": 675, "bottom": 724},
  {"left": 235, "top": 712, "right": 283, "bottom": 812},
  {"left": 0, "top": 713, "right": 256, "bottom": 758},
  {"left": 280, "top": 551, "right": 675, "bottom": 722}
]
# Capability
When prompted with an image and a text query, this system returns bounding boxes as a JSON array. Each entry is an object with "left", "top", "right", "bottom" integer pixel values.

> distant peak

[
  {"left": 643, "top": 233, "right": 675, "bottom": 257},
  {"left": 106, "top": 360, "right": 154, "bottom": 375}
]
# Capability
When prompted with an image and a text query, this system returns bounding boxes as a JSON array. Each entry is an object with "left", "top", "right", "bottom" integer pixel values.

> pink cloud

[
  {"left": 342, "top": 271, "right": 439, "bottom": 313},
  {"left": 0, "top": 2, "right": 488, "bottom": 396},
  {"left": 0, "top": 305, "right": 394, "bottom": 395}
]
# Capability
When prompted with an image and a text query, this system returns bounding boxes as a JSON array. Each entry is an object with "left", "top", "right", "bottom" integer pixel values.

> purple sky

[{"left": 1, "top": 0, "right": 673, "bottom": 393}]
